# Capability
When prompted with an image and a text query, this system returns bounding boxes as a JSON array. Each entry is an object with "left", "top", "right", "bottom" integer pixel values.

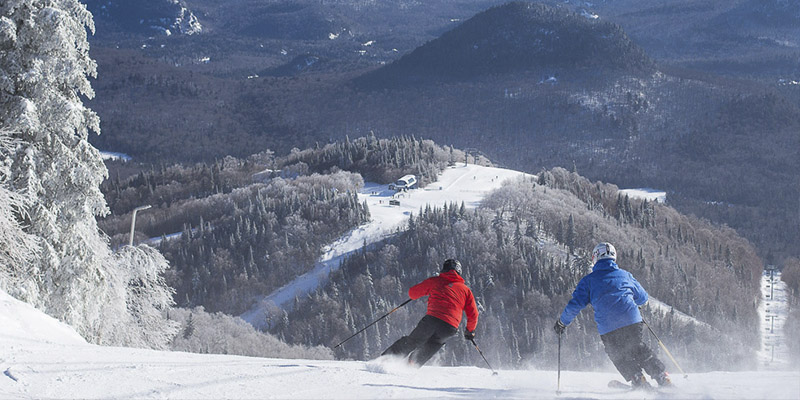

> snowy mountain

[
  {"left": 1, "top": 289, "right": 798, "bottom": 399},
  {"left": 241, "top": 164, "right": 529, "bottom": 328}
]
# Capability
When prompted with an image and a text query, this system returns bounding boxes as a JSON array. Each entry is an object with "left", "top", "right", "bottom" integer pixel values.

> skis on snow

[
  {"left": 608, "top": 379, "right": 657, "bottom": 391},
  {"left": 608, "top": 379, "right": 674, "bottom": 392}
]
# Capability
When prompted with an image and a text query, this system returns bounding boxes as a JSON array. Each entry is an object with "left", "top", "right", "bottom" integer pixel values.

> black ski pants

[
  {"left": 600, "top": 322, "right": 666, "bottom": 382},
  {"left": 382, "top": 315, "right": 457, "bottom": 366}
]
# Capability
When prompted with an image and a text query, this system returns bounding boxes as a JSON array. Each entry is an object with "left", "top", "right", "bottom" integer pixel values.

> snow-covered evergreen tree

[
  {"left": 107, "top": 246, "right": 178, "bottom": 348},
  {"left": 1, "top": 0, "right": 176, "bottom": 347},
  {"left": 0, "top": 128, "right": 38, "bottom": 297}
]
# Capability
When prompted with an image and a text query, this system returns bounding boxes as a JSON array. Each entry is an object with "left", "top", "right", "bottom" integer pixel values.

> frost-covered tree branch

[{"left": 1, "top": 1, "right": 177, "bottom": 348}]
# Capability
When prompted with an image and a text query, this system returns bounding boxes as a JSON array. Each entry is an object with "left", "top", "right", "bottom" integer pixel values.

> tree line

[
  {"left": 99, "top": 136, "right": 465, "bottom": 316},
  {"left": 274, "top": 167, "right": 762, "bottom": 371}
]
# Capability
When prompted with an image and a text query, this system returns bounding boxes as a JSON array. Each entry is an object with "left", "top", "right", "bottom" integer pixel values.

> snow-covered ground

[
  {"left": 2, "top": 290, "right": 798, "bottom": 399},
  {"left": 99, "top": 151, "right": 132, "bottom": 162},
  {"left": 3, "top": 163, "right": 799, "bottom": 399},
  {"left": 759, "top": 270, "right": 792, "bottom": 369},
  {"left": 241, "top": 164, "right": 529, "bottom": 328},
  {"left": 619, "top": 188, "right": 666, "bottom": 203}
]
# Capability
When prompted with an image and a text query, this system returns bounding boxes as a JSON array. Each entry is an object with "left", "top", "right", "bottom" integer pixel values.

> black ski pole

[
  {"left": 641, "top": 316, "right": 688, "bottom": 379},
  {"left": 470, "top": 338, "right": 499, "bottom": 375},
  {"left": 334, "top": 298, "right": 413, "bottom": 349},
  {"left": 557, "top": 332, "right": 562, "bottom": 395}
]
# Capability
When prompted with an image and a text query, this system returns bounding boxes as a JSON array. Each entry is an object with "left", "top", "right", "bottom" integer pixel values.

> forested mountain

[
  {"left": 85, "top": 0, "right": 799, "bottom": 270},
  {"left": 276, "top": 166, "right": 762, "bottom": 370},
  {"left": 357, "top": 2, "right": 654, "bottom": 87},
  {"left": 99, "top": 135, "right": 767, "bottom": 368},
  {"left": 6, "top": 0, "right": 792, "bottom": 368},
  {"left": 98, "top": 136, "right": 462, "bottom": 315},
  {"left": 232, "top": 2, "right": 350, "bottom": 41},
  {"left": 84, "top": 0, "right": 202, "bottom": 37},
  {"left": 714, "top": 0, "right": 800, "bottom": 29}
]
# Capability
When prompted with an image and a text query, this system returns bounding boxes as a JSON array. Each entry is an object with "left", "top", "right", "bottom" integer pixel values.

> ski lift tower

[
  {"left": 766, "top": 264, "right": 778, "bottom": 299},
  {"left": 463, "top": 148, "right": 481, "bottom": 166}
]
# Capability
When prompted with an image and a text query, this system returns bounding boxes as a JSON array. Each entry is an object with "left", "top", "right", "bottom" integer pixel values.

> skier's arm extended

[
  {"left": 408, "top": 277, "right": 435, "bottom": 300},
  {"left": 559, "top": 277, "right": 590, "bottom": 325}
]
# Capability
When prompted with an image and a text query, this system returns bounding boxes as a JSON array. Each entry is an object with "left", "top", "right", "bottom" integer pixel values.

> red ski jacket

[{"left": 408, "top": 270, "right": 479, "bottom": 332}]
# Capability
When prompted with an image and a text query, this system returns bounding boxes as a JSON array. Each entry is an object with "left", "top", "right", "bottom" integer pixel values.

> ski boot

[
  {"left": 654, "top": 371, "right": 672, "bottom": 387},
  {"left": 630, "top": 373, "right": 653, "bottom": 390}
]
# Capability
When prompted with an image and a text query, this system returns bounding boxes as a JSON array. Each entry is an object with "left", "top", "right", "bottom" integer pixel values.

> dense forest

[
  {"left": 87, "top": 2, "right": 800, "bottom": 271},
  {"left": 357, "top": 2, "right": 655, "bottom": 88},
  {"left": 97, "top": 136, "right": 784, "bottom": 367},
  {"left": 271, "top": 166, "right": 763, "bottom": 370},
  {"left": 99, "top": 136, "right": 465, "bottom": 315}
]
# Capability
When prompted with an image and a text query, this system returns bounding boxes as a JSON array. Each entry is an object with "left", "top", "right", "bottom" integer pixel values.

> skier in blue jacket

[{"left": 554, "top": 242, "right": 671, "bottom": 389}]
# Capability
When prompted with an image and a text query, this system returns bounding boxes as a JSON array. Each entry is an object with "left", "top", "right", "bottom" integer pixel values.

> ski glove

[
  {"left": 553, "top": 319, "right": 566, "bottom": 335},
  {"left": 464, "top": 330, "right": 476, "bottom": 340}
]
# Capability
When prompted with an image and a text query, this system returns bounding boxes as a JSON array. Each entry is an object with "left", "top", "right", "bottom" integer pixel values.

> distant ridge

[
  {"left": 356, "top": 1, "right": 655, "bottom": 88},
  {"left": 719, "top": 0, "right": 800, "bottom": 28},
  {"left": 84, "top": 0, "right": 202, "bottom": 36},
  {"left": 234, "top": 3, "right": 348, "bottom": 40},
  {"left": 263, "top": 54, "right": 325, "bottom": 77}
]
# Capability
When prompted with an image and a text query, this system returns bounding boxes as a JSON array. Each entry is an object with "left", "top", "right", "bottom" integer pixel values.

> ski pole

[
  {"left": 557, "top": 332, "right": 562, "bottom": 395},
  {"left": 334, "top": 298, "right": 412, "bottom": 349},
  {"left": 470, "top": 338, "right": 499, "bottom": 375},
  {"left": 641, "top": 316, "right": 688, "bottom": 379}
]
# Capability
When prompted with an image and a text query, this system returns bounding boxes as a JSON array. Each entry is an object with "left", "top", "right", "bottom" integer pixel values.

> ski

[
  {"left": 608, "top": 379, "right": 657, "bottom": 391},
  {"left": 608, "top": 379, "right": 632, "bottom": 390}
]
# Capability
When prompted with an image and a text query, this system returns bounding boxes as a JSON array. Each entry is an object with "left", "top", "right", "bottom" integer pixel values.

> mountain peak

[{"left": 357, "top": 1, "right": 654, "bottom": 88}]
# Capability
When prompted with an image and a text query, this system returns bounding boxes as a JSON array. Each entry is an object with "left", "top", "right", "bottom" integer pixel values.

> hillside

[
  {"left": 5, "top": 1, "right": 800, "bottom": 397},
  {"left": 85, "top": 1, "right": 799, "bottom": 266},
  {"left": 357, "top": 2, "right": 654, "bottom": 87},
  {"left": 716, "top": 0, "right": 800, "bottom": 29},
  {"left": 276, "top": 165, "right": 764, "bottom": 370},
  {"left": 96, "top": 138, "right": 773, "bottom": 369},
  {"left": 84, "top": 0, "right": 202, "bottom": 37}
]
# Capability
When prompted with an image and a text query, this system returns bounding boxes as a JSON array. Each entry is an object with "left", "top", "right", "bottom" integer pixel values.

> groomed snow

[
  {"left": 2, "top": 163, "right": 798, "bottom": 399},
  {"left": 619, "top": 188, "right": 666, "bottom": 203},
  {"left": 2, "top": 290, "right": 799, "bottom": 399},
  {"left": 99, "top": 151, "right": 132, "bottom": 162}
]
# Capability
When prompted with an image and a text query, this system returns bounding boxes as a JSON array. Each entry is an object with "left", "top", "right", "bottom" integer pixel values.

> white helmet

[{"left": 591, "top": 242, "right": 617, "bottom": 265}]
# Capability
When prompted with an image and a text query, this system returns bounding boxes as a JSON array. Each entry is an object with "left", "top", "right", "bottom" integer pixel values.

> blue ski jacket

[{"left": 559, "top": 259, "right": 648, "bottom": 335}]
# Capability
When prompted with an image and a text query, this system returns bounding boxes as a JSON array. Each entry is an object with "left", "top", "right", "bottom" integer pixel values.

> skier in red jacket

[{"left": 382, "top": 259, "right": 479, "bottom": 366}]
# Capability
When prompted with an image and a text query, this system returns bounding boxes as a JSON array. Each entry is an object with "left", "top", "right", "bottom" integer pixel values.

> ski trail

[
  {"left": 3, "top": 287, "right": 799, "bottom": 400},
  {"left": 241, "top": 165, "right": 529, "bottom": 329}
]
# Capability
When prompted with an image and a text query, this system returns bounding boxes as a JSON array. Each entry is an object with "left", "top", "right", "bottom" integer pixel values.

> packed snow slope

[{"left": 2, "top": 290, "right": 798, "bottom": 399}]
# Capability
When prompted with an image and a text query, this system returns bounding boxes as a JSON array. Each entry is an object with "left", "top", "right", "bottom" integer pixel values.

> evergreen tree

[
  {"left": 1, "top": 1, "right": 176, "bottom": 347},
  {"left": 2, "top": 0, "right": 109, "bottom": 336},
  {"left": 0, "top": 128, "right": 38, "bottom": 295}
]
